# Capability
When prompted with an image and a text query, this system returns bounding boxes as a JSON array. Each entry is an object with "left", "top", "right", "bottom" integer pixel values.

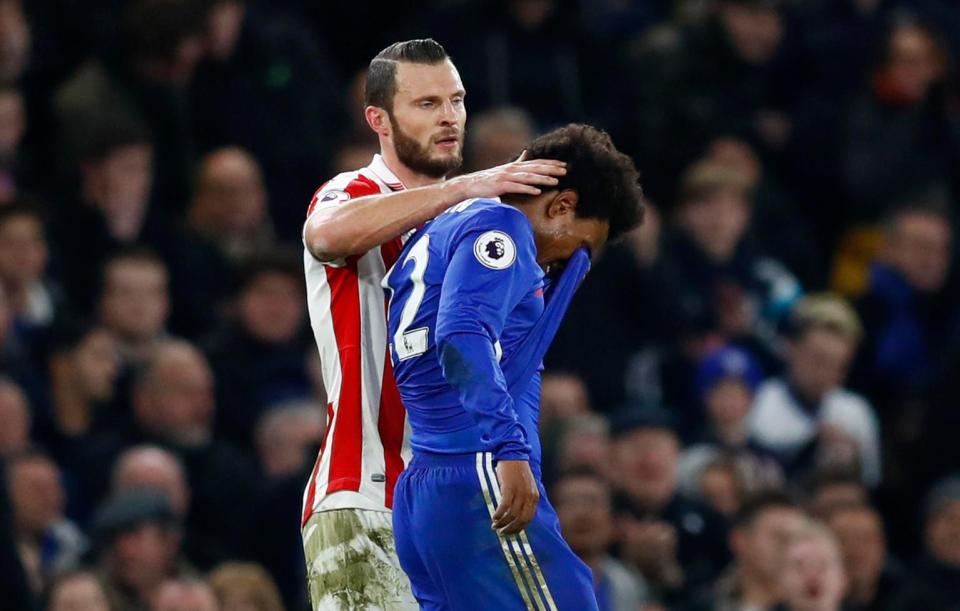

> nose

[{"left": 438, "top": 100, "right": 457, "bottom": 125}]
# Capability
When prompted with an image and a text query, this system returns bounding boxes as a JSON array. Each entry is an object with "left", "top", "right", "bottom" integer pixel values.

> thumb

[{"left": 516, "top": 149, "right": 527, "bottom": 162}]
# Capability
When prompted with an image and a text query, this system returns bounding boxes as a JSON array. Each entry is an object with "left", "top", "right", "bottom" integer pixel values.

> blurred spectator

[
  {"left": 254, "top": 401, "right": 323, "bottom": 479},
  {"left": 892, "top": 476, "right": 960, "bottom": 610},
  {"left": 331, "top": 140, "right": 378, "bottom": 175},
  {"left": 0, "top": 452, "right": 31, "bottom": 609},
  {"left": 0, "top": 0, "right": 29, "bottom": 84},
  {"left": 205, "top": 250, "right": 311, "bottom": 451},
  {"left": 688, "top": 490, "right": 805, "bottom": 611},
  {"left": 663, "top": 159, "right": 802, "bottom": 360},
  {"left": 853, "top": 201, "right": 958, "bottom": 409},
  {"left": 0, "top": 85, "right": 26, "bottom": 203},
  {"left": 680, "top": 346, "right": 784, "bottom": 500},
  {"left": 624, "top": 0, "right": 797, "bottom": 203},
  {"left": 464, "top": 107, "right": 534, "bottom": 171},
  {"left": 111, "top": 446, "right": 189, "bottom": 519},
  {"left": 548, "top": 412, "right": 614, "bottom": 484},
  {"left": 208, "top": 562, "right": 285, "bottom": 611},
  {"left": 92, "top": 490, "right": 191, "bottom": 611},
  {"left": 0, "top": 202, "right": 55, "bottom": 335},
  {"left": 49, "top": 118, "right": 164, "bottom": 310},
  {"left": 47, "top": 323, "right": 120, "bottom": 440},
  {"left": 6, "top": 448, "right": 87, "bottom": 595},
  {"left": 45, "top": 570, "right": 112, "bottom": 611},
  {"left": 429, "top": 0, "right": 586, "bottom": 128},
  {"left": 79, "top": 341, "right": 256, "bottom": 570},
  {"left": 749, "top": 294, "right": 881, "bottom": 486},
  {"left": 0, "top": 375, "right": 29, "bottom": 454},
  {"left": 540, "top": 371, "right": 591, "bottom": 428},
  {"left": 553, "top": 467, "right": 649, "bottom": 611},
  {"left": 550, "top": 205, "right": 678, "bottom": 411},
  {"left": 150, "top": 578, "right": 217, "bottom": 611},
  {"left": 191, "top": 0, "right": 347, "bottom": 238},
  {"left": 187, "top": 147, "right": 273, "bottom": 263},
  {"left": 53, "top": 0, "right": 208, "bottom": 214},
  {"left": 840, "top": 12, "right": 960, "bottom": 219},
  {"left": 688, "top": 457, "right": 745, "bottom": 520},
  {"left": 97, "top": 249, "right": 170, "bottom": 369},
  {"left": 825, "top": 503, "right": 905, "bottom": 611},
  {"left": 804, "top": 468, "right": 869, "bottom": 519},
  {"left": 611, "top": 409, "right": 729, "bottom": 599},
  {"left": 776, "top": 521, "right": 847, "bottom": 611}
]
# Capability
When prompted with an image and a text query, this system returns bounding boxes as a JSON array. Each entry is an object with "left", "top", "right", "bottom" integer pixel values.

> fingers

[
  {"left": 499, "top": 182, "right": 542, "bottom": 196},
  {"left": 492, "top": 491, "right": 538, "bottom": 535},
  {"left": 507, "top": 161, "right": 567, "bottom": 176}
]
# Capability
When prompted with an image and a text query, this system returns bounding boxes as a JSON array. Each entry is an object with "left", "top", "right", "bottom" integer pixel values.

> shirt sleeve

[
  {"left": 435, "top": 206, "right": 540, "bottom": 460},
  {"left": 302, "top": 176, "right": 381, "bottom": 267}
]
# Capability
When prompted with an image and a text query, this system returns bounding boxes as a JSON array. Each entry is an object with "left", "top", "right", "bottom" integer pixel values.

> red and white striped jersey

[{"left": 301, "top": 154, "right": 413, "bottom": 523}]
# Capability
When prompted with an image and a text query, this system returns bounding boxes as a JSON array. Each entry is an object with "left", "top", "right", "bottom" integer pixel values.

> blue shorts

[{"left": 393, "top": 451, "right": 598, "bottom": 611}]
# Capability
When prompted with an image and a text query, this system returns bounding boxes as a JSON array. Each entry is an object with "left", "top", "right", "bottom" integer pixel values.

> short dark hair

[
  {"left": 365, "top": 39, "right": 450, "bottom": 111},
  {"left": 733, "top": 489, "right": 800, "bottom": 529},
  {"left": 883, "top": 197, "right": 953, "bottom": 238},
  {"left": 77, "top": 116, "right": 151, "bottom": 163},
  {"left": 0, "top": 199, "right": 45, "bottom": 230},
  {"left": 524, "top": 124, "right": 644, "bottom": 242},
  {"left": 98, "top": 246, "right": 168, "bottom": 297},
  {"left": 231, "top": 248, "right": 303, "bottom": 297}
]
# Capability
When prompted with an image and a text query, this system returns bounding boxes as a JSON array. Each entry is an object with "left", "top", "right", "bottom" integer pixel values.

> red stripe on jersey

[
  {"left": 378, "top": 350, "right": 406, "bottom": 509},
  {"left": 324, "top": 258, "right": 363, "bottom": 494},
  {"left": 380, "top": 236, "right": 404, "bottom": 271},
  {"left": 301, "top": 402, "right": 335, "bottom": 527}
]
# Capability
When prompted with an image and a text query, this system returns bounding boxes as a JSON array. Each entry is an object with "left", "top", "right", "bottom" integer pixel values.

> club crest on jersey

[
  {"left": 473, "top": 230, "right": 516, "bottom": 270},
  {"left": 319, "top": 189, "right": 349, "bottom": 203}
]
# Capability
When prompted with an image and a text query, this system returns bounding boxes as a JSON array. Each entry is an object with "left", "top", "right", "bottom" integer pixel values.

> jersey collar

[{"left": 368, "top": 154, "right": 406, "bottom": 191}]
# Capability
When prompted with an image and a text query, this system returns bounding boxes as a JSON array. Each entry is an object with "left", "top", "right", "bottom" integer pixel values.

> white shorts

[{"left": 302, "top": 508, "right": 418, "bottom": 610}]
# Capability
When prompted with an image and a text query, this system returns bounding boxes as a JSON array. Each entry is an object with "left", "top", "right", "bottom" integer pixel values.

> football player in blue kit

[{"left": 384, "top": 124, "right": 644, "bottom": 610}]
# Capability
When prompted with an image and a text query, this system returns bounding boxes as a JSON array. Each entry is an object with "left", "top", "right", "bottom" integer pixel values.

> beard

[{"left": 390, "top": 113, "right": 463, "bottom": 178}]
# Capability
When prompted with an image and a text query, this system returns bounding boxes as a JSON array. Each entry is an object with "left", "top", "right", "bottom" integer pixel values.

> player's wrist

[{"left": 439, "top": 175, "right": 471, "bottom": 204}]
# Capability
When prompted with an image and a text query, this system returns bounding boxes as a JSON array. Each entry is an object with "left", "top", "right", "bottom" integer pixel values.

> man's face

[
  {"left": 152, "top": 580, "right": 219, "bottom": 611},
  {"left": 555, "top": 476, "right": 613, "bottom": 557},
  {"left": 886, "top": 26, "right": 943, "bottom": 103},
  {"left": 385, "top": 60, "right": 466, "bottom": 178},
  {"left": 719, "top": 2, "right": 783, "bottom": 65},
  {"left": 108, "top": 523, "right": 178, "bottom": 592},
  {"left": 779, "top": 537, "right": 847, "bottom": 611},
  {"left": 72, "top": 329, "right": 121, "bottom": 402},
  {"left": 138, "top": 351, "right": 215, "bottom": 446},
  {"left": 238, "top": 272, "right": 305, "bottom": 345},
  {"left": 736, "top": 507, "right": 806, "bottom": 583},
  {"left": 0, "top": 214, "right": 47, "bottom": 287},
  {"left": 192, "top": 148, "right": 267, "bottom": 236},
  {"left": 0, "top": 384, "right": 28, "bottom": 453},
  {"left": 809, "top": 483, "right": 867, "bottom": 519},
  {"left": 100, "top": 260, "right": 170, "bottom": 343},
  {"left": 705, "top": 379, "right": 753, "bottom": 429},
  {"left": 87, "top": 144, "right": 153, "bottom": 242},
  {"left": 115, "top": 453, "right": 190, "bottom": 517},
  {"left": 788, "top": 330, "right": 856, "bottom": 402},
  {"left": 678, "top": 189, "right": 750, "bottom": 263},
  {"left": 927, "top": 500, "right": 960, "bottom": 567},
  {"left": 0, "top": 0, "right": 30, "bottom": 82},
  {"left": 0, "top": 90, "right": 25, "bottom": 157},
  {"left": 887, "top": 212, "right": 951, "bottom": 294},
  {"left": 828, "top": 508, "right": 886, "bottom": 589},
  {"left": 10, "top": 457, "right": 64, "bottom": 535},
  {"left": 48, "top": 573, "right": 111, "bottom": 611},
  {"left": 612, "top": 427, "right": 679, "bottom": 509}
]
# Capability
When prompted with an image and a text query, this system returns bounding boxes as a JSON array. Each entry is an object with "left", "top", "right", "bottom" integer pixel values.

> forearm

[
  {"left": 305, "top": 180, "right": 466, "bottom": 261},
  {"left": 438, "top": 331, "right": 531, "bottom": 460}
]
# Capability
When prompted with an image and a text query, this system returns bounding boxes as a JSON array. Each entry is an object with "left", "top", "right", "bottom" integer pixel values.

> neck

[
  {"left": 740, "top": 567, "right": 781, "bottom": 608},
  {"left": 379, "top": 146, "right": 445, "bottom": 189}
]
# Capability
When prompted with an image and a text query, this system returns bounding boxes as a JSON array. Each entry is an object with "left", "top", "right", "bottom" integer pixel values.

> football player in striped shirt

[
  {"left": 384, "top": 124, "right": 644, "bottom": 610},
  {"left": 301, "top": 39, "right": 567, "bottom": 609}
]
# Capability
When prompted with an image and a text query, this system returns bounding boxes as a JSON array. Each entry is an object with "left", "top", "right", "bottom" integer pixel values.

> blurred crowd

[{"left": 0, "top": 0, "right": 959, "bottom": 610}]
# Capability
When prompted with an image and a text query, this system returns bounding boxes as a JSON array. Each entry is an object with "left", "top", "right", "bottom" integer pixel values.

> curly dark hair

[{"left": 524, "top": 124, "right": 644, "bottom": 241}]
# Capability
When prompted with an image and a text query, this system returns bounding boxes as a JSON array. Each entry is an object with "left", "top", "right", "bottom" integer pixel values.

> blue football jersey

[{"left": 384, "top": 198, "right": 546, "bottom": 466}]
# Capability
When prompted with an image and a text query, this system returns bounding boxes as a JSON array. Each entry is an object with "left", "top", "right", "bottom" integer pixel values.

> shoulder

[
  {"left": 306, "top": 169, "right": 383, "bottom": 217},
  {"left": 448, "top": 199, "right": 532, "bottom": 238},
  {"left": 826, "top": 389, "right": 876, "bottom": 419}
]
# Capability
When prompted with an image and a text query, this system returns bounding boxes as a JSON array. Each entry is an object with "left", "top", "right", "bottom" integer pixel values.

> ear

[
  {"left": 546, "top": 189, "right": 578, "bottom": 220},
  {"left": 365, "top": 106, "right": 391, "bottom": 137}
]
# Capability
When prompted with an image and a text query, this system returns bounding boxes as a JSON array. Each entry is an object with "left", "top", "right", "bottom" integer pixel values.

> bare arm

[{"left": 304, "top": 156, "right": 566, "bottom": 262}]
